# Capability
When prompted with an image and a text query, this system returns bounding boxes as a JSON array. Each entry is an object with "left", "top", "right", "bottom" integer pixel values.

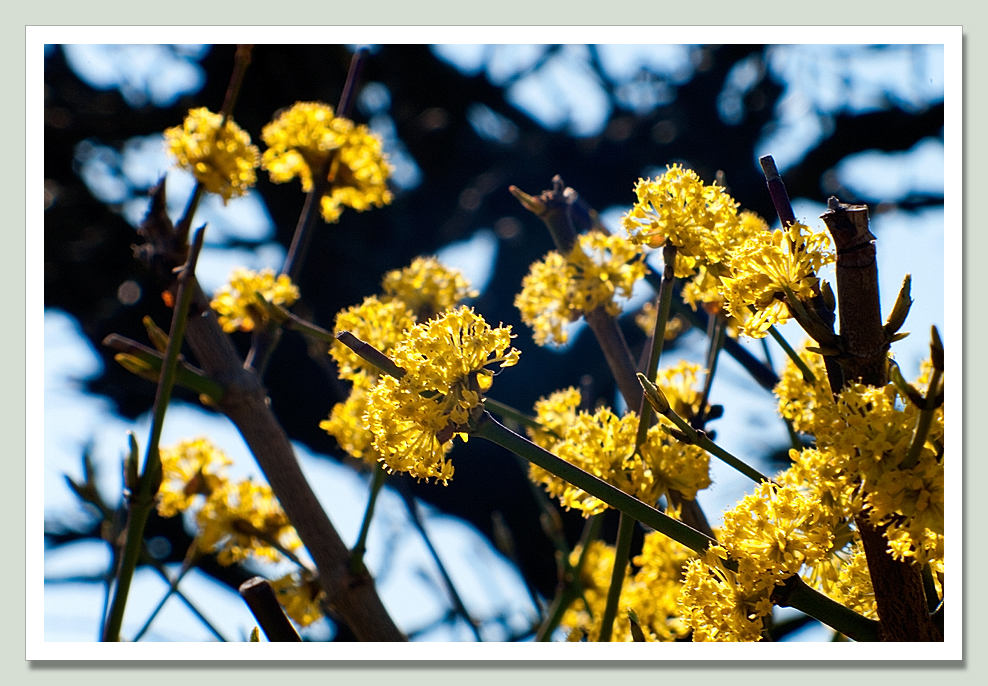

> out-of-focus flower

[
  {"left": 210, "top": 268, "right": 299, "bottom": 333},
  {"left": 261, "top": 101, "right": 392, "bottom": 223},
  {"left": 165, "top": 107, "right": 259, "bottom": 201}
]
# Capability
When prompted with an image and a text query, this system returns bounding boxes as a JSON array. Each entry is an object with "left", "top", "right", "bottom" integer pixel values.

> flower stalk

[{"left": 102, "top": 227, "right": 206, "bottom": 642}]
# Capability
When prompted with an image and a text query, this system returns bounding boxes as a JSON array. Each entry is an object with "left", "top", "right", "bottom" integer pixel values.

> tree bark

[{"left": 821, "top": 197, "right": 941, "bottom": 642}]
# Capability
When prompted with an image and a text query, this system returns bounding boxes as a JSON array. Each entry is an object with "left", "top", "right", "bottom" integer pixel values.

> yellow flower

[
  {"left": 561, "top": 534, "right": 693, "bottom": 642},
  {"left": 320, "top": 125, "right": 393, "bottom": 223},
  {"left": 721, "top": 221, "right": 834, "bottom": 338},
  {"left": 625, "top": 532, "right": 694, "bottom": 642},
  {"left": 621, "top": 164, "right": 742, "bottom": 265},
  {"left": 196, "top": 479, "right": 302, "bottom": 566},
  {"left": 516, "top": 231, "right": 645, "bottom": 347},
  {"left": 640, "top": 421, "right": 711, "bottom": 502},
  {"left": 269, "top": 570, "right": 325, "bottom": 627},
  {"left": 678, "top": 211, "right": 768, "bottom": 314},
  {"left": 157, "top": 437, "right": 232, "bottom": 518},
  {"left": 329, "top": 296, "right": 416, "bottom": 384},
  {"left": 210, "top": 268, "right": 299, "bottom": 333},
  {"left": 546, "top": 407, "right": 648, "bottom": 516},
  {"left": 381, "top": 256, "right": 478, "bottom": 321},
  {"left": 527, "top": 386, "right": 582, "bottom": 451},
  {"left": 678, "top": 545, "right": 770, "bottom": 642},
  {"left": 365, "top": 306, "right": 520, "bottom": 484},
  {"left": 528, "top": 368, "right": 710, "bottom": 515},
  {"left": 774, "top": 346, "right": 833, "bottom": 435},
  {"left": 719, "top": 481, "right": 833, "bottom": 588},
  {"left": 560, "top": 540, "right": 634, "bottom": 642},
  {"left": 320, "top": 384, "right": 377, "bottom": 465},
  {"left": 164, "top": 107, "right": 260, "bottom": 202},
  {"left": 261, "top": 101, "right": 392, "bottom": 223}
]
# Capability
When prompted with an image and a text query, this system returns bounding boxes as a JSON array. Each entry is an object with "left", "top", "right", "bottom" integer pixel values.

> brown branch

[
  {"left": 134, "top": 182, "right": 405, "bottom": 641},
  {"left": 820, "top": 197, "right": 941, "bottom": 642},
  {"left": 182, "top": 283, "right": 405, "bottom": 641}
]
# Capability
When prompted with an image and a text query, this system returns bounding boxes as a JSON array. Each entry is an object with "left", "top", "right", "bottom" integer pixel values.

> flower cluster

[
  {"left": 527, "top": 364, "right": 711, "bottom": 516},
  {"left": 365, "top": 306, "right": 520, "bottom": 483},
  {"left": 196, "top": 479, "right": 302, "bottom": 566},
  {"left": 156, "top": 438, "right": 302, "bottom": 567},
  {"left": 721, "top": 221, "right": 835, "bottom": 338},
  {"left": 620, "top": 165, "right": 774, "bottom": 332},
  {"left": 210, "top": 268, "right": 300, "bottom": 333},
  {"left": 561, "top": 533, "right": 693, "bottom": 642},
  {"left": 622, "top": 164, "right": 741, "bottom": 262},
  {"left": 679, "top": 545, "right": 769, "bottom": 642},
  {"left": 774, "top": 349, "right": 945, "bottom": 564},
  {"left": 269, "top": 570, "right": 325, "bottom": 627},
  {"left": 516, "top": 230, "right": 646, "bottom": 346},
  {"left": 261, "top": 101, "right": 392, "bottom": 223},
  {"left": 164, "top": 108, "right": 260, "bottom": 202},
  {"left": 381, "top": 255, "right": 478, "bottom": 321},
  {"left": 321, "top": 258, "right": 479, "bottom": 470},
  {"left": 678, "top": 482, "right": 832, "bottom": 641},
  {"left": 157, "top": 437, "right": 233, "bottom": 518}
]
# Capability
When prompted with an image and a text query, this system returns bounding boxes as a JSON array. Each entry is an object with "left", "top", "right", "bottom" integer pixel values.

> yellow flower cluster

[
  {"left": 620, "top": 165, "right": 773, "bottom": 328},
  {"left": 679, "top": 482, "right": 832, "bottom": 641},
  {"left": 625, "top": 532, "right": 694, "bottom": 641},
  {"left": 320, "top": 258, "right": 478, "bottom": 470},
  {"left": 560, "top": 540, "right": 632, "bottom": 641},
  {"left": 561, "top": 534, "right": 694, "bottom": 642},
  {"left": 774, "top": 347, "right": 945, "bottom": 565},
  {"left": 678, "top": 210, "right": 769, "bottom": 314},
  {"left": 261, "top": 101, "right": 392, "bottom": 223},
  {"left": 622, "top": 164, "right": 741, "bottom": 262},
  {"left": 527, "top": 366, "right": 711, "bottom": 516},
  {"left": 381, "top": 255, "right": 479, "bottom": 321},
  {"left": 516, "top": 230, "right": 646, "bottom": 346},
  {"left": 679, "top": 545, "right": 770, "bottom": 642},
  {"left": 156, "top": 438, "right": 302, "bottom": 567},
  {"left": 817, "top": 381, "right": 944, "bottom": 565},
  {"left": 164, "top": 107, "right": 260, "bottom": 202},
  {"left": 721, "top": 221, "right": 835, "bottom": 338},
  {"left": 158, "top": 437, "right": 233, "bottom": 518},
  {"left": 269, "top": 570, "right": 325, "bottom": 627},
  {"left": 196, "top": 479, "right": 302, "bottom": 566},
  {"left": 328, "top": 296, "right": 417, "bottom": 385},
  {"left": 365, "top": 306, "right": 520, "bottom": 483},
  {"left": 210, "top": 268, "right": 300, "bottom": 333}
]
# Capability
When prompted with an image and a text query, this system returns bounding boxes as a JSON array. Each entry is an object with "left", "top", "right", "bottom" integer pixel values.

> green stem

[
  {"left": 349, "top": 464, "right": 388, "bottom": 575},
  {"left": 639, "top": 375, "right": 771, "bottom": 484},
  {"left": 635, "top": 244, "right": 677, "bottom": 445},
  {"left": 475, "top": 413, "right": 715, "bottom": 555},
  {"left": 901, "top": 367, "right": 942, "bottom": 471},
  {"left": 479, "top": 412, "right": 875, "bottom": 640},
  {"left": 598, "top": 513, "right": 635, "bottom": 642},
  {"left": 768, "top": 325, "right": 816, "bottom": 385},
  {"left": 102, "top": 228, "right": 206, "bottom": 642},
  {"left": 694, "top": 312, "right": 727, "bottom": 429},
  {"left": 773, "top": 575, "right": 879, "bottom": 643},
  {"left": 102, "top": 334, "right": 225, "bottom": 401},
  {"left": 483, "top": 397, "right": 545, "bottom": 435}
]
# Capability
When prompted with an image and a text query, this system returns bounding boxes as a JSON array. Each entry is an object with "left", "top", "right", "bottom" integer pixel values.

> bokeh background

[{"left": 43, "top": 43, "right": 946, "bottom": 642}]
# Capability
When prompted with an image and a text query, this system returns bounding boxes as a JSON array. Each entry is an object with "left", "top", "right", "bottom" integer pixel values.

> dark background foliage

[{"left": 44, "top": 44, "right": 944, "bottom": 638}]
